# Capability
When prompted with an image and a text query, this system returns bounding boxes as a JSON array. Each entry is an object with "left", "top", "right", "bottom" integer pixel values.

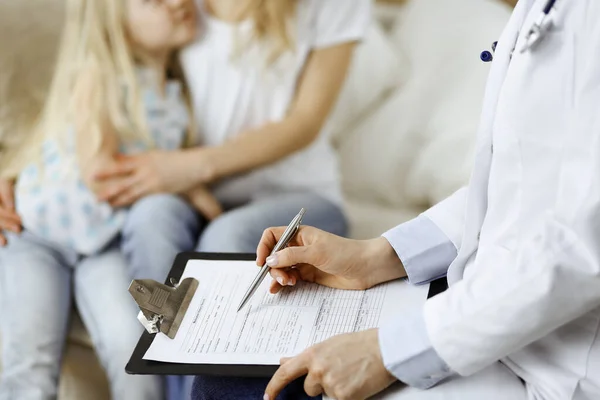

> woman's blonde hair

[
  {"left": 241, "top": 0, "right": 298, "bottom": 63},
  {"left": 3, "top": 0, "right": 192, "bottom": 177}
]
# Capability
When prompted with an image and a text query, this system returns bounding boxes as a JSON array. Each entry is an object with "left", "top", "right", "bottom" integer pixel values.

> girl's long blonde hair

[{"left": 4, "top": 0, "right": 192, "bottom": 177}]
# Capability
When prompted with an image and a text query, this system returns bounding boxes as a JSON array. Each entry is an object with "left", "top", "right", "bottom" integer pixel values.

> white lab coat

[
  {"left": 330, "top": 1, "right": 600, "bottom": 399},
  {"left": 328, "top": 1, "right": 600, "bottom": 399},
  {"left": 414, "top": 0, "right": 600, "bottom": 399}
]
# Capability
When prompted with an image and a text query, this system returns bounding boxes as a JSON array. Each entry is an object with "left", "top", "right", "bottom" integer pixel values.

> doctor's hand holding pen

[
  {"left": 256, "top": 226, "right": 407, "bottom": 400},
  {"left": 257, "top": 226, "right": 407, "bottom": 294},
  {"left": 0, "top": 178, "right": 21, "bottom": 246}
]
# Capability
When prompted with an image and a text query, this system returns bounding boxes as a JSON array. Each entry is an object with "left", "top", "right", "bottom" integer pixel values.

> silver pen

[{"left": 237, "top": 208, "right": 306, "bottom": 312}]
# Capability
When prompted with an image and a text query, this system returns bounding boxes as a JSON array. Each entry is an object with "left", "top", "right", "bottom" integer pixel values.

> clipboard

[
  {"left": 126, "top": 252, "right": 278, "bottom": 377},
  {"left": 125, "top": 252, "right": 448, "bottom": 377}
]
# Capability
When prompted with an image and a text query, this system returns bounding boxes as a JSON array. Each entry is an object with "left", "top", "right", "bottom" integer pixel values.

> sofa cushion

[
  {"left": 390, "top": 0, "right": 512, "bottom": 206},
  {"left": 0, "top": 0, "right": 64, "bottom": 172},
  {"left": 337, "top": 0, "right": 512, "bottom": 213},
  {"left": 327, "top": 18, "right": 408, "bottom": 145},
  {"left": 338, "top": 93, "right": 424, "bottom": 209},
  {"left": 346, "top": 199, "right": 423, "bottom": 240},
  {"left": 59, "top": 341, "right": 110, "bottom": 400}
]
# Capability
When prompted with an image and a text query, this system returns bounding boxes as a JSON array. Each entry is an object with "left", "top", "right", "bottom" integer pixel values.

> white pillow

[
  {"left": 326, "top": 20, "right": 408, "bottom": 145},
  {"left": 337, "top": 85, "right": 424, "bottom": 209},
  {"left": 337, "top": 0, "right": 512, "bottom": 210},
  {"left": 391, "top": 0, "right": 512, "bottom": 206}
]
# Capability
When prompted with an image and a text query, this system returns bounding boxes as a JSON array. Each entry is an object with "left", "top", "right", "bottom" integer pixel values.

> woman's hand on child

[
  {"left": 0, "top": 179, "right": 21, "bottom": 246},
  {"left": 95, "top": 150, "right": 201, "bottom": 207}
]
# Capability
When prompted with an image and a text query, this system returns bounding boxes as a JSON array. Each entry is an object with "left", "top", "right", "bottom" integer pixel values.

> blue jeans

[
  {"left": 0, "top": 232, "right": 162, "bottom": 400},
  {"left": 122, "top": 192, "right": 347, "bottom": 400},
  {"left": 122, "top": 194, "right": 201, "bottom": 283}
]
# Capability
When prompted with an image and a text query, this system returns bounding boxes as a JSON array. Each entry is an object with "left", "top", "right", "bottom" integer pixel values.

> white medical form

[{"left": 143, "top": 259, "right": 427, "bottom": 365}]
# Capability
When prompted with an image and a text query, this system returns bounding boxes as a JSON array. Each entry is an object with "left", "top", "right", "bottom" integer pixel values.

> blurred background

[{"left": 0, "top": 0, "right": 515, "bottom": 399}]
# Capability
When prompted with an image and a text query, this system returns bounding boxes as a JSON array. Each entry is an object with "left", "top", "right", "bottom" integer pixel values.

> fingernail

[
  {"left": 276, "top": 276, "right": 284, "bottom": 286},
  {"left": 287, "top": 278, "right": 295, "bottom": 286},
  {"left": 263, "top": 395, "right": 270, "bottom": 400},
  {"left": 266, "top": 254, "right": 278, "bottom": 267}
]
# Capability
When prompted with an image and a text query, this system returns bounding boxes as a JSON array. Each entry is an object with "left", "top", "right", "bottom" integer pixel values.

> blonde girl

[{"left": 0, "top": 0, "right": 217, "bottom": 398}]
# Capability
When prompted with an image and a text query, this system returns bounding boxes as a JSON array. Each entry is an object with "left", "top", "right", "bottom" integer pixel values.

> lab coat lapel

[{"left": 447, "top": 0, "right": 536, "bottom": 284}]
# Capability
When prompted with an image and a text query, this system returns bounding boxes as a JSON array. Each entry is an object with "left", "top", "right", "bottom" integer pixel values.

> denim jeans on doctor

[
  {"left": 121, "top": 192, "right": 347, "bottom": 400},
  {"left": 0, "top": 232, "right": 162, "bottom": 400}
]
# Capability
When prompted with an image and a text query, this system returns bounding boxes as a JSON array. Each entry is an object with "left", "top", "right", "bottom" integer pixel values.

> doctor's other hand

[
  {"left": 265, "top": 329, "right": 396, "bottom": 400},
  {"left": 257, "top": 226, "right": 406, "bottom": 294},
  {"left": 0, "top": 178, "right": 21, "bottom": 246}
]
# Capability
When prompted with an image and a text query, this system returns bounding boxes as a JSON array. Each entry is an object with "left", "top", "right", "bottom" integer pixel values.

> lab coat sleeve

[
  {"left": 379, "top": 306, "right": 455, "bottom": 389},
  {"left": 423, "top": 25, "right": 600, "bottom": 375},
  {"left": 382, "top": 214, "right": 458, "bottom": 285},
  {"left": 421, "top": 187, "right": 468, "bottom": 252},
  {"left": 379, "top": 203, "right": 462, "bottom": 387}
]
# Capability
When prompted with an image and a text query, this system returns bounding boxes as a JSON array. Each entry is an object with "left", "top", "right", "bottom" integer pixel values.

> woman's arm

[
  {"left": 183, "top": 42, "right": 357, "bottom": 184},
  {"left": 93, "top": 42, "right": 359, "bottom": 205}
]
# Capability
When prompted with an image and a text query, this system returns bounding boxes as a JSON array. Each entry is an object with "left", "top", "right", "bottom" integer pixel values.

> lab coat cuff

[
  {"left": 379, "top": 307, "right": 455, "bottom": 389},
  {"left": 382, "top": 215, "right": 457, "bottom": 285}
]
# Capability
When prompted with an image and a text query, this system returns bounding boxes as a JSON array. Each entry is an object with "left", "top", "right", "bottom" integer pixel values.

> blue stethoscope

[{"left": 481, "top": 0, "right": 558, "bottom": 62}]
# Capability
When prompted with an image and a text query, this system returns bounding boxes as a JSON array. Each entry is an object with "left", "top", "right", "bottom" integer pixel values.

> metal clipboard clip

[{"left": 128, "top": 277, "right": 198, "bottom": 339}]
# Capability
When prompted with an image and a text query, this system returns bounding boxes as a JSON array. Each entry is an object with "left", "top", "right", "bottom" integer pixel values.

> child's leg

[
  {"left": 0, "top": 232, "right": 72, "bottom": 400},
  {"left": 121, "top": 194, "right": 201, "bottom": 400},
  {"left": 73, "top": 246, "right": 162, "bottom": 400},
  {"left": 121, "top": 194, "right": 201, "bottom": 282}
]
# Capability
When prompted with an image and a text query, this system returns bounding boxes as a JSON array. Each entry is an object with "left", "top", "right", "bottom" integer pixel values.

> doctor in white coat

[{"left": 256, "top": 0, "right": 600, "bottom": 399}]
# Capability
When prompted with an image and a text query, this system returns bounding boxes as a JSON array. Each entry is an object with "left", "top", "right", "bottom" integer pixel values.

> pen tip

[{"left": 237, "top": 298, "right": 246, "bottom": 312}]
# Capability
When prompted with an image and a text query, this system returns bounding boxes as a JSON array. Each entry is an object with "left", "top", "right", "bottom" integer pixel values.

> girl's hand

[
  {"left": 0, "top": 179, "right": 21, "bottom": 246},
  {"left": 94, "top": 150, "right": 202, "bottom": 207},
  {"left": 184, "top": 185, "right": 223, "bottom": 221},
  {"left": 256, "top": 226, "right": 407, "bottom": 294}
]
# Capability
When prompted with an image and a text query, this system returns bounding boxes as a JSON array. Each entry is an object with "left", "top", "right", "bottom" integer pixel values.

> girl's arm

[
  {"left": 182, "top": 42, "right": 357, "bottom": 185},
  {"left": 0, "top": 178, "right": 21, "bottom": 246}
]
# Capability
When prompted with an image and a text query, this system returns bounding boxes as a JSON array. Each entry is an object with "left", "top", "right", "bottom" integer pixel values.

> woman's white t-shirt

[{"left": 181, "top": 0, "right": 370, "bottom": 206}]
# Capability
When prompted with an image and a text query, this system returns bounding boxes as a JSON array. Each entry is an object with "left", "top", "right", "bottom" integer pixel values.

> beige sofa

[{"left": 0, "top": 0, "right": 511, "bottom": 398}]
